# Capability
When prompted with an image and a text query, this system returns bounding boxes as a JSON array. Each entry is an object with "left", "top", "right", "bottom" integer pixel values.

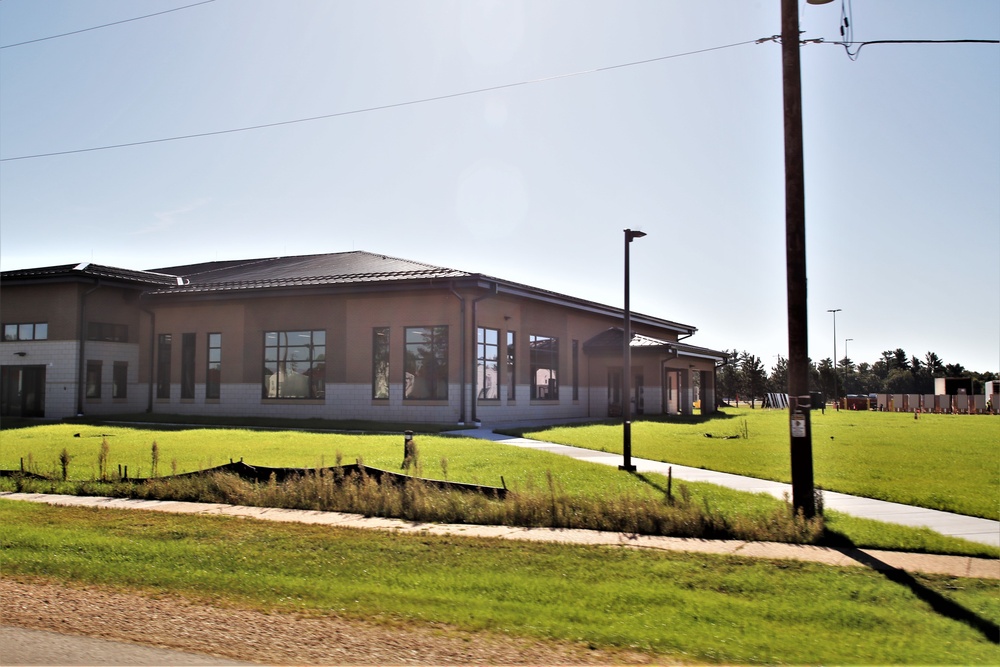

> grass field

[
  {"left": 1, "top": 422, "right": 996, "bottom": 556},
  {"left": 2, "top": 500, "right": 997, "bottom": 665},
  {"left": 519, "top": 408, "right": 999, "bottom": 520}
]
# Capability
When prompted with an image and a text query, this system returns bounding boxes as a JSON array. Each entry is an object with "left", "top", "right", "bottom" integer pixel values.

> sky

[{"left": 1, "top": 1, "right": 998, "bottom": 373}]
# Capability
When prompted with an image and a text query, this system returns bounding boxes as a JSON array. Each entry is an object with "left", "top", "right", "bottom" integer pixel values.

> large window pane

[
  {"left": 206, "top": 333, "right": 221, "bottom": 399},
  {"left": 372, "top": 328, "right": 390, "bottom": 399},
  {"left": 262, "top": 330, "right": 326, "bottom": 399},
  {"left": 530, "top": 334, "right": 559, "bottom": 400},
  {"left": 477, "top": 327, "right": 499, "bottom": 400},
  {"left": 404, "top": 326, "right": 448, "bottom": 400},
  {"left": 85, "top": 360, "right": 101, "bottom": 399},
  {"left": 156, "top": 334, "right": 172, "bottom": 399},
  {"left": 113, "top": 362, "right": 128, "bottom": 399},
  {"left": 181, "top": 333, "right": 196, "bottom": 399},
  {"left": 506, "top": 331, "right": 516, "bottom": 400}
]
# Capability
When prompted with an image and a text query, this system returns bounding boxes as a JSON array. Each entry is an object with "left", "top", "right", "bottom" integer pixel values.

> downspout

[
  {"left": 449, "top": 286, "right": 467, "bottom": 425},
  {"left": 76, "top": 281, "right": 102, "bottom": 416},
  {"left": 470, "top": 283, "right": 499, "bottom": 426},
  {"left": 140, "top": 306, "right": 156, "bottom": 413}
]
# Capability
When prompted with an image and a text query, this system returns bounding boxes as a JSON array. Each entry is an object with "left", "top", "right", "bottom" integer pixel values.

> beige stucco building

[{"left": 1, "top": 252, "right": 726, "bottom": 424}]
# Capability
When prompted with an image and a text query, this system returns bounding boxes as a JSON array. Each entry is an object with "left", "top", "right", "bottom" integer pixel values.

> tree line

[{"left": 716, "top": 349, "right": 998, "bottom": 407}]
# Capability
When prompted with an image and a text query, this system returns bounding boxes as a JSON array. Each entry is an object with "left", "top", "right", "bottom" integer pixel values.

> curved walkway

[{"left": 452, "top": 425, "right": 1000, "bottom": 549}]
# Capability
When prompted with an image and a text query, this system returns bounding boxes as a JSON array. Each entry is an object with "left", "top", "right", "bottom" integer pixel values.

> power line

[
  {"left": 0, "top": 0, "right": 217, "bottom": 49},
  {"left": 0, "top": 39, "right": 756, "bottom": 162},
  {"left": 833, "top": 38, "right": 999, "bottom": 60}
]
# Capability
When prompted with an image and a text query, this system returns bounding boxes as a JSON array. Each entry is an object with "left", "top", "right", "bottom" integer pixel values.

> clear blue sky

[{"left": 2, "top": 1, "right": 997, "bottom": 373}]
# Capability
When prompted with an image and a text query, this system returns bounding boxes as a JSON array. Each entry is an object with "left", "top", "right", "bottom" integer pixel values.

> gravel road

[{"left": 0, "top": 579, "right": 662, "bottom": 666}]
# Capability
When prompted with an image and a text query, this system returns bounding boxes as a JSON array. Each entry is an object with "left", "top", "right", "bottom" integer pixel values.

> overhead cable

[
  {"left": 0, "top": 39, "right": 757, "bottom": 162},
  {"left": 0, "top": 0, "right": 218, "bottom": 49}
]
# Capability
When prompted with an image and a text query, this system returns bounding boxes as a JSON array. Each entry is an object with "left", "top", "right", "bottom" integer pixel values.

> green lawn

[
  {"left": 2, "top": 500, "right": 997, "bottom": 665},
  {"left": 520, "top": 408, "right": 999, "bottom": 520},
  {"left": 1, "top": 422, "right": 997, "bottom": 557}
]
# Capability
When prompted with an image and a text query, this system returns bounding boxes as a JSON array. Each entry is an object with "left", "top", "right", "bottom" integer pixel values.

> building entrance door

[{"left": 1, "top": 365, "right": 46, "bottom": 418}]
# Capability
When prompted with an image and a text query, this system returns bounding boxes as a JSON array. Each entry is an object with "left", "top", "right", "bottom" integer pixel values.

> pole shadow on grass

[{"left": 826, "top": 531, "right": 999, "bottom": 644}]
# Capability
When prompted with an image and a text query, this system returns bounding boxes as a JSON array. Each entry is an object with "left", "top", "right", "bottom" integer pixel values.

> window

[
  {"left": 529, "top": 334, "right": 559, "bottom": 400},
  {"left": 372, "top": 328, "right": 390, "bottom": 399},
  {"left": 506, "top": 331, "right": 516, "bottom": 400},
  {"left": 86, "top": 322, "right": 128, "bottom": 342},
  {"left": 404, "top": 326, "right": 448, "bottom": 400},
  {"left": 477, "top": 327, "right": 499, "bottom": 400},
  {"left": 181, "top": 333, "right": 196, "bottom": 399},
  {"left": 156, "top": 334, "right": 172, "bottom": 399},
  {"left": 572, "top": 339, "right": 580, "bottom": 400},
  {"left": 3, "top": 323, "right": 47, "bottom": 341},
  {"left": 112, "top": 362, "right": 128, "bottom": 399},
  {"left": 85, "top": 360, "right": 102, "bottom": 399},
  {"left": 206, "top": 333, "right": 221, "bottom": 399},
  {"left": 263, "top": 330, "right": 326, "bottom": 399}
]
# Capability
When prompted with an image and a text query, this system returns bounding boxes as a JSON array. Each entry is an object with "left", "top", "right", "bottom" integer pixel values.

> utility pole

[{"left": 781, "top": 0, "right": 816, "bottom": 517}]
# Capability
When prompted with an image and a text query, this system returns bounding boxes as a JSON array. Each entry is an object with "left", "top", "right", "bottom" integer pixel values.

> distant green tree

[
  {"left": 924, "top": 351, "right": 944, "bottom": 376},
  {"left": 738, "top": 352, "right": 767, "bottom": 409},
  {"left": 815, "top": 358, "right": 836, "bottom": 399},
  {"left": 768, "top": 355, "right": 788, "bottom": 395},
  {"left": 884, "top": 368, "right": 915, "bottom": 394}
]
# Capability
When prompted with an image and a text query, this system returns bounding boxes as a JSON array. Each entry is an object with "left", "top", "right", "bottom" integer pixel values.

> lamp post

[
  {"left": 620, "top": 228, "right": 646, "bottom": 472},
  {"left": 782, "top": 0, "right": 832, "bottom": 517},
  {"left": 828, "top": 308, "right": 841, "bottom": 406},
  {"left": 845, "top": 338, "right": 853, "bottom": 364}
]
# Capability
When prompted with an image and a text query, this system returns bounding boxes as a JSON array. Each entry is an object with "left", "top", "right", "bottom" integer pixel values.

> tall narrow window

[
  {"left": 477, "top": 327, "right": 499, "bottom": 400},
  {"left": 404, "top": 326, "right": 448, "bottom": 400},
  {"left": 206, "top": 333, "right": 221, "bottom": 399},
  {"left": 529, "top": 334, "right": 559, "bottom": 400},
  {"left": 156, "top": 334, "right": 172, "bottom": 399},
  {"left": 372, "top": 328, "right": 390, "bottom": 399},
  {"left": 572, "top": 339, "right": 580, "bottom": 400},
  {"left": 85, "top": 361, "right": 102, "bottom": 399},
  {"left": 263, "top": 330, "right": 326, "bottom": 399},
  {"left": 181, "top": 333, "right": 196, "bottom": 399},
  {"left": 506, "top": 331, "right": 516, "bottom": 400},
  {"left": 112, "top": 362, "right": 128, "bottom": 399}
]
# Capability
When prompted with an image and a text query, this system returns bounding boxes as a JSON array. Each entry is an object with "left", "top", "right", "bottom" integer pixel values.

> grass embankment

[
  {"left": 520, "top": 408, "right": 999, "bottom": 520},
  {"left": 1, "top": 423, "right": 995, "bottom": 557},
  {"left": 2, "top": 500, "right": 997, "bottom": 665}
]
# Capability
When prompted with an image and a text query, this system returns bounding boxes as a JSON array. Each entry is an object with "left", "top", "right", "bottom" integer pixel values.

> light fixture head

[
  {"left": 806, "top": 0, "right": 835, "bottom": 4},
  {"left": 625, "top": 229, "right": 647, "bottom": 242}
]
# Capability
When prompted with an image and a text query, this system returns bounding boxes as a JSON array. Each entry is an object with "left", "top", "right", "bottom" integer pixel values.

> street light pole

[
  {"left": 828, "top": 308, "right": 841, "bottom": 407},
  {"left": 845, "top": 338, "right": 853, "bottom": 364},
  {"left": 620, "top": 228, "right": 646, "bottom": 472}
]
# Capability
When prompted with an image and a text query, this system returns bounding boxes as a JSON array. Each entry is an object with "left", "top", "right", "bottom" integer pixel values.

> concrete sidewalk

[
  {"left": 452, "top": 426, "right": 1000, "bottom": 548},
  {"left": 2, "top": 492, "right": 997, "bottom": 580}
]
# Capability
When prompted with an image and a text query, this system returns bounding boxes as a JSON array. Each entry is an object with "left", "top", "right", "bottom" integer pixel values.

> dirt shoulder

[{"left": 0, "top": 578, "right": 670, "bottom": 666}]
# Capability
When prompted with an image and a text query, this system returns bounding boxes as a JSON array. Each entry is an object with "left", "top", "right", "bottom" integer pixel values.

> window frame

[
  {"left": 403, "top": 325, "right": 449, "bottom": 401},
  {"left": 372, "top": 327, "right": 390, "bottom": 399},
  {"left": 529, "top": 334, "right": 559, "bottom": 401},
  {"left": 112, "top": 361, "right": 128, "bottom": 399},
  {"left": 181, "top": 333, "right": 196, "bottom": 399},
  {"left": 86, "top": 322, "right": 128, "bottom": 343},
  {"left": 477, "top": 326, "right": 500, "bottom": 400},
  {"left": 3, "top": 322, "right": 48, "bottom": 341},
  {"left": 206, "top": 333, "right": 222, "bottom": 400},
  {"left": 262, "top": 330, "right": 326, "bottom": 400},
  {"left": 85, "top": 360, "right": 102, "bottom": 399},
  {"left": 506, "top": 331, "right": 516, "bottom": 400},
  {"left": 156, "top": 334, "right": 172, "bottom": 399}
]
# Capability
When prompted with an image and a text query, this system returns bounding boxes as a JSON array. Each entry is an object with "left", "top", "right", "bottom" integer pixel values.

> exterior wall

[
  {"left": 3, "top": 277, "right": 718, "bottom": 424},
  {"left": 0, "top": 282, "right": 81, "bottom": 341},
  {"left": 0, "top": 339, "right": 79, "bottom": 419}
]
